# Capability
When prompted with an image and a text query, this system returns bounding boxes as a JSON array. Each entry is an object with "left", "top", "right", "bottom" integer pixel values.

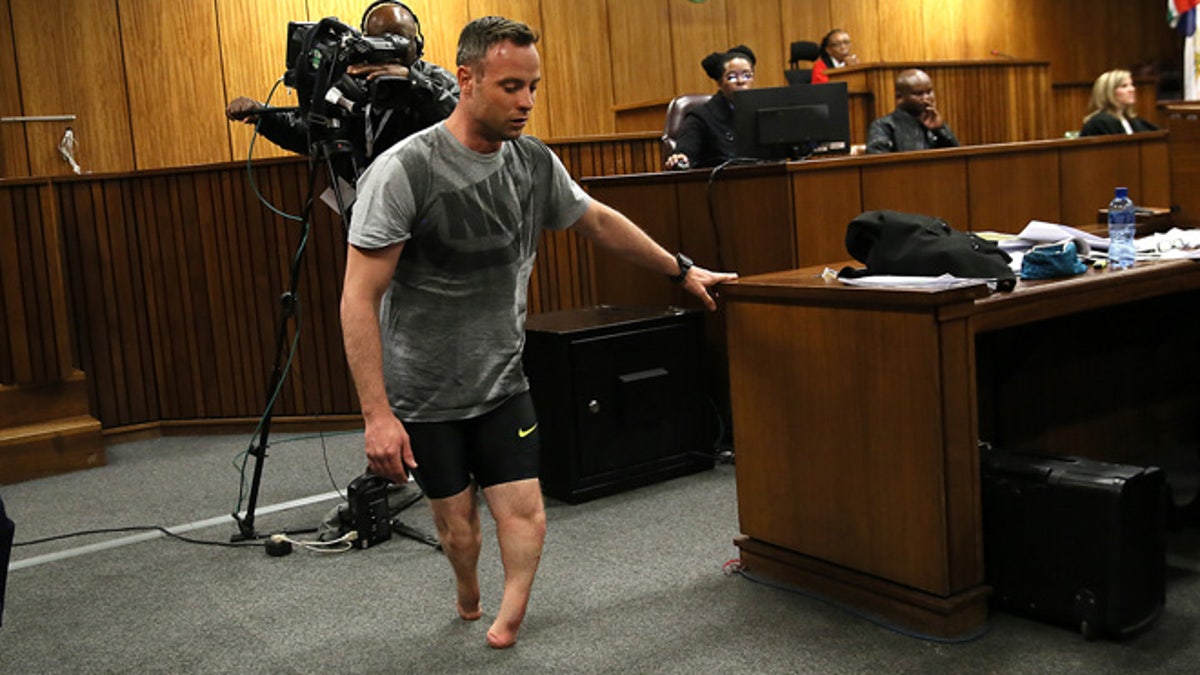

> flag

[
  {"left": 1169, "top": 0, "right": 1200, "bottom": 30},
  {"left": 1169, "top": 0, "right": 1200, "bottom": 100}
]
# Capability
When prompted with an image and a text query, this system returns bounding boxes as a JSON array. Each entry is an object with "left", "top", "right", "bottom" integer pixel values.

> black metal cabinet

[{"left": 523, "top": 306, "right": 712, "bottom": 503}]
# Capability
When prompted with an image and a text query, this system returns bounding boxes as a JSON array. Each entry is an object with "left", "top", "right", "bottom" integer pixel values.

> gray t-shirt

[{"left": 348, "top": 123, "right": 591, "bottom": 422}]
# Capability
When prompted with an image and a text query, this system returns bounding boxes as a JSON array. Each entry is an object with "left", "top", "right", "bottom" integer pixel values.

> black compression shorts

[{"left": 405, "top": 391, "right": 541, "bottom": 500}]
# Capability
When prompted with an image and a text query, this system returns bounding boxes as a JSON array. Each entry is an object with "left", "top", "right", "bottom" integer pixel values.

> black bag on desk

[
  {"left": 840, "top": 210, "right": 1016, "bottom": 290},
  {"left": 980, "top": 450, "right": 1166, "bottom": 640}
]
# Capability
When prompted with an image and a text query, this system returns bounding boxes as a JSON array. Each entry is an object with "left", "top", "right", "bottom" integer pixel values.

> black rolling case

[{"left": 980, "top": 450, "right": 1166, "bottom": 640}]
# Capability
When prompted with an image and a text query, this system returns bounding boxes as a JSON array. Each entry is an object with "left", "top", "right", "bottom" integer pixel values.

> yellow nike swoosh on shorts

[{"left": 518, "top": 423, "right": 538, "bottom": 438}]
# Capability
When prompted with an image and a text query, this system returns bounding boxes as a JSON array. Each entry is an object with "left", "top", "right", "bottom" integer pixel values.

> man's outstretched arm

[{"left": 571, "top": 200, "right": 737, "bottom": 310}]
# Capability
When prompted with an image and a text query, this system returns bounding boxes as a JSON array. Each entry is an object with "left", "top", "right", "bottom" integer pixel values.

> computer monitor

[{"left": 732, "top": 82, "right": 850, "bottom": 161}]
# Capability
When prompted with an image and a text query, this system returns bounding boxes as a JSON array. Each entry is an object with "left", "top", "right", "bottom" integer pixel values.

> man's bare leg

[
  {"left": 480, "top": 478, "right": 546, "bottom": 649},
  {"left": 427, "top": 485, "right": 483, "bottom": 620}
]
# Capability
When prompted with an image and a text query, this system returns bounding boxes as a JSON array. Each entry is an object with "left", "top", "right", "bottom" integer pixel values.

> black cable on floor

[{"left": 14, "top": 526, "right": 264, "bottom": 549}]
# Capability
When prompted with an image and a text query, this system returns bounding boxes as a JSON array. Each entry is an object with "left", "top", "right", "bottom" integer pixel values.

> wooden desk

[
  {"left": 582, "top": 132, "right": 1170, "bottom": 287},
  {"left": 722, "top": 260, "right": 1200, "bottom": 637}
]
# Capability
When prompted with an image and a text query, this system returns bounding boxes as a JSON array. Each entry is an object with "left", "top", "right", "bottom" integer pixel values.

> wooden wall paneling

[
  {"left": 118, "top": 0, "right": 230, "bottom": 170},
  {"left": 39, "top": 183, "right": 76, "bottom": 382},
  {"left": 216, "top": 0, "right": 306, "bottom": 163},
  {"left": 1058, "top": 139, "right": 1144, "bottom": 227},
  {"left": 859, "top": 155, "right": 970, "bottom": 229},
  {"left": 11, "top": 0, "right": 134, "bottom": 176},
  {"left": 826, "top": 0, "right": 875, "bottom": 64},
  {"left": 584, "top": 176, "right": 681, "bottom": 308},
  {"left": 151, "top": 175, "right": 197, "bottom": 421},
  {"left": 872, "top": 0, "right": 923, "bottom": 62},
  {"left": 965, "top": 147, "right": 1060, "bottom": 234},
  {"left": 297, "top": 193, "right": 354, "bottom": 414},
  {"left": 0, "top": 0, "right": 30, "bottom": 178},
  {"left": 230, "top": 167, "right": 279, "bottom": 418},
  {"left": 1018, "top": 64, "right": 1052, "bottom": 140},
  {"left": 191, "top": 170, "right": 238, "bottom": 417},
  {"left": 82, "top": 180, "right": 129, "bottom": 424},
  {"left": 208, "top": 170, "right": 246, "bottom": 415},
  {"left": 217, "top": 167, "right": 259, "bottom": 414},
  {"left": 716, "top": 170, "right": 797, "bottom": 273},
  {"left": 668, "top": 0, "right": 731, "bottom": 97},
  {"left": 778, "top": 1, "right": 828, "bottom": 51},
  {"left": 923, "top": 0, "right": 970, "bottom": 61},
  {"left": 724, "top": 1, "right": 786, "bottom": 90},
  {"left": 1138, "top": 138, "right": 1171, "bottom": 211},
  {"left": 404, "top": 0, "right": 470, "bottom": 76},
  {"left": 55, "top": 185, "right": 93, "bottom": 399},
  {"left": 1167, "top": 106, "right": 1200, "bottom": 227},
  {"left": 0, "top": 185, "right": 34, "bottom": 383},
  {"left": 126, "top": 175, "right": 169, "bottom": 421},
  {"left": 789, "top": 165, "right": 864, "bottom": 266},
  {"left": 614, "top": 106, "right": 670, "bottom": 134},
  {"left": 111, "top": 178, "right": 157, "bottom": 423},
  {"left": 606, "top": 0, "right": 674, "bottom": 109},
  {"left": 934, "top": 66, "right": 971, "bottom": 146},
  {"left": 0, "top": 188, "right": 18, "bottom": 383},
  {"left": 1051, "top": 83, "right": 1089, "bottom": 139},
  {"left": 538, "top": 0, "right": 615, "bottom": 137},
  {"left": 529, "top": 229, "right": 592, "bottom": 315}
]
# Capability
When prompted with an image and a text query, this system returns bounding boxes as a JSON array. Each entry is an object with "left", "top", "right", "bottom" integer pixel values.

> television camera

[{"left": 283, "top": 16, "right": 415, "bottom": 155}]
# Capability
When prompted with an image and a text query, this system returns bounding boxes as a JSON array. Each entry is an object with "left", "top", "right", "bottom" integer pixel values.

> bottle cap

[{"left": 1115, "top": 186, "right": 1128, "bottom": 198}]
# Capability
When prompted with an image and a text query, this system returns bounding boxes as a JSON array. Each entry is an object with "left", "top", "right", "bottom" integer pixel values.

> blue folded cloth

[{"left": 1020, "top": 240, "right": 1087, "bottom": 280}]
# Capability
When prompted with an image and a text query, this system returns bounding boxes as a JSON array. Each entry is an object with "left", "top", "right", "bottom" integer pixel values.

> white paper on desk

[
  {"left": 837, "top": 273, "right": 994, "bottom": 290},
  {"left": 1015, "top": 220, "right": 1109, "bottom": 252}
]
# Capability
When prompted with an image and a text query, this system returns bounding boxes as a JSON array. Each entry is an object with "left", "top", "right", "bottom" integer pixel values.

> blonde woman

[{"left": 1080, "top": 69, "right": 1159, "bottom": 136}]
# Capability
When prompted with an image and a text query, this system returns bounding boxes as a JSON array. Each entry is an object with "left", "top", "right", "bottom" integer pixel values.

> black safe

[{"left": 523, "top": 305, "right": 713, "bottom": 504}]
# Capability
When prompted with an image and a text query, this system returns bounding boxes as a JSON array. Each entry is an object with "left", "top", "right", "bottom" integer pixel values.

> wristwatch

[{"left": 669, "top": 252, "right": 693, "bottom": 284}]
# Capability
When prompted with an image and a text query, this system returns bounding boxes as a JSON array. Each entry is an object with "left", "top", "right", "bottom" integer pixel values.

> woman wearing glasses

[
  {"left": 664, "top": 45, "right": 756, "bottom": 170},
  {"left": 811, "top": 29, "right": 858, "bottom": 85},
  {"left": 1079, "top": 69, "right": 1159, "bottom": 137}
]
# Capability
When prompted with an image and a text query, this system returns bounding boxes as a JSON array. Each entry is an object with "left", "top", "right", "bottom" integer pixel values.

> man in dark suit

[{"left": 866, "top": 69, "right": 960, "bottom": 154}]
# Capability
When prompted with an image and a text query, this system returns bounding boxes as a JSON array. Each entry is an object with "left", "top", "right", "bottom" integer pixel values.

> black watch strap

[{"left": 669, "top": 252, "right": 693, "bottom": 284}]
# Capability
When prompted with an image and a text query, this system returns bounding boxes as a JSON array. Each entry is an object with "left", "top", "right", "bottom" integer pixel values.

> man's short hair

[
  {"left": 894, "top": 69, "right": 929, "bottom": 96},
  {"left": 456, "top": 16, "right": 538, "bottom": 68}
]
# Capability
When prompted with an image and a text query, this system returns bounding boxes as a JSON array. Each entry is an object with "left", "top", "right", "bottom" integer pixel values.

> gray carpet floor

[{"left": 3, "top": 431, "right": 1200, "bottom": 674}]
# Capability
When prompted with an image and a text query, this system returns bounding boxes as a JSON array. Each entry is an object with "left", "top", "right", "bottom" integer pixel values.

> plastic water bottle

[{"left": 1107, "top": 187, "right": 1137, "bottom": 270}]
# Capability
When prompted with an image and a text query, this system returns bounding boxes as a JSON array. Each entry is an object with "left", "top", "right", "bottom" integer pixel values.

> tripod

[
  {"left": 231, "top": 126, "right": 437, "bottom": 550},
  {"left": 230, "top": 133, "right": 331, "bottom": 542}
]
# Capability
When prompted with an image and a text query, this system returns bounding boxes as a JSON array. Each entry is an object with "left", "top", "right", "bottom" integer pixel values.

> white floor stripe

[{"left": 8, "top": 490, "right": 342, "bottom": 571}]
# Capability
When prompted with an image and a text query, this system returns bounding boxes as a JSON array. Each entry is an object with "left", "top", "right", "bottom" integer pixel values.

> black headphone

[{"left": 360, "top": 0, "right": 424, "bottom": 59}]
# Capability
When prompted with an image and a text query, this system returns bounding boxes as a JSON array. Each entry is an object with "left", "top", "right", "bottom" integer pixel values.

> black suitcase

[{"left": 980, "top": 450, "right": 1166, "bottom": 639}]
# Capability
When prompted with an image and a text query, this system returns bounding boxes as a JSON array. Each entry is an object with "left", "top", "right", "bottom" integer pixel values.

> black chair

[
  {"left": 786, "top": 40, "right": 820, "bottom": 85},
  {"left": 660, "top": 93, "right": 709, "bottom": 165}
]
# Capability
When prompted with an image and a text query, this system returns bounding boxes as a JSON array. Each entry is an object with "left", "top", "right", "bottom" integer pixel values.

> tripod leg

[
  {"left": 391, "top": 518, "right": 442, "bottom": 550},
  {"left": 385, "top": 482, "right": 441, "bottom": 549}
]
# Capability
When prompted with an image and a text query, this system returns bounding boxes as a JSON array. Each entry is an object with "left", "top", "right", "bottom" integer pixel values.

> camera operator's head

[{"left": 360, "top": 1, "right": 423, "bottom": 66}]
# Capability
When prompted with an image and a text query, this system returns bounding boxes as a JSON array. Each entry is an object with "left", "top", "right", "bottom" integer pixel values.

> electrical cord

[
  {"left": 704, "top": 157, "right": 770, "bottom": 272},
  {"left": 271, "top": 530, "right": 358, "bottom": 554},
  {"left": 14, "top": 525, "right": 263, "bottom": 549},
  {"left": 243, "top": 78, "right": 304, "bottom": 223},
  {"left": 723, "top": 557, "right": 992, "bottom": 644}
]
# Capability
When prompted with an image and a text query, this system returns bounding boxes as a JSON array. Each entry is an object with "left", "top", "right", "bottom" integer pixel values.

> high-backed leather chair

[
  {"left": 660, "top": 93, "right": 710, "bottom": 164},
  {"left": 785, "top": 41, "right": 820, "bottom": 85}
]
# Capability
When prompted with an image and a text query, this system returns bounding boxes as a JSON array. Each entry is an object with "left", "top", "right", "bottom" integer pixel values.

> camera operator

[{"left": 225, "top": 1, "right": 458, "bottom": 176}]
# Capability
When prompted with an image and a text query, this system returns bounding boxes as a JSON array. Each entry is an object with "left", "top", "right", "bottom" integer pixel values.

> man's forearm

[
  {"left": 340, "top": 296, "right": 392, "bottom": 419},
  {"left": 574, "top": 202, "right": 677, "bottom": 277}
]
